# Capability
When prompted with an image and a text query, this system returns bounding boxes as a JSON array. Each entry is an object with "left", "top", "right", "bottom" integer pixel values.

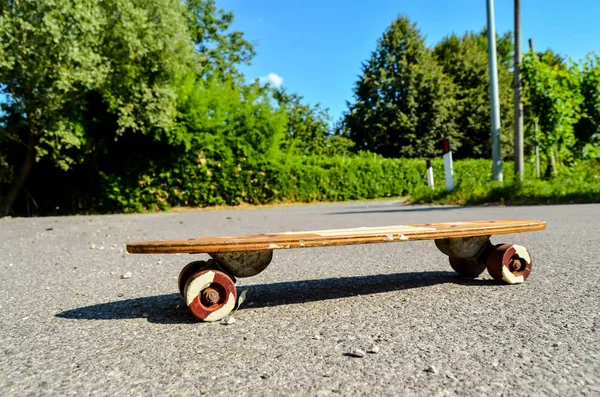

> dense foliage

[
  {"left": 273, "top": 88, "right": 355, "bottom": 156},
  {"left": 98, "top": 153, "right": 427, "bottom": 213},
  {"left": 342, "top": 14, "right": 598, "bottom": 175},
  {"left": 0, "top": 0, "right": 258, "bottom": 214},
  {"left": 575, "top": 54, "right": 600, "bottom": 159},
  {"left": 0, "top": 5, "right": 598, "bottom": 216},
  {"left": 522, "top": 50, "right": 584, "bottom": 175},
  {"left": 0, "top": 0, "right": 202, "bottom": 214},
  {"left": 433, "top": 30, "right": 515, "bottom": 159},
  {"left": 341, "top": 16, "right": 458, "bottom": 158}
]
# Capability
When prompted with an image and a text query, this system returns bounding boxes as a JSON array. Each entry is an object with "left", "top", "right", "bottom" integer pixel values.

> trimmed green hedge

[
  {"left": 100, "top": 152, "right": 427, "bottom": 212},
  {"left": 98, "top": 152, "right": 600, "bottom": 213}
]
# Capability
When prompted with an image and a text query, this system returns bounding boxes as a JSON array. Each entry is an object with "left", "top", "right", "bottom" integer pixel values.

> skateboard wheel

[
  {"left": 448, "top": 257, "right": 487, "bottom": 278},
  {"left": 486, "top": 244, "right": 532, "bottom": 284},
  {"left": 178, "top": 259, "right": 235, "bottom": 297},
  {"left": 178, "top": 261, "right": 209, "bottom": 296},
  {"left": 183, "top": 269, "right": 237, "bottom": 322}
]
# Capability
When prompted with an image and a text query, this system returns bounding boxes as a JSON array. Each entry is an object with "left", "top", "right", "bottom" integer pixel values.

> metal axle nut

[{"left": 202, "top": 287, "right": 220, "bottom": 305}]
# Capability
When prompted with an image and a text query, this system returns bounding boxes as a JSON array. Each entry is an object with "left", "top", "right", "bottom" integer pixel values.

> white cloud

[{"left": 260, "top": 73, "right": 284, "bottom": 87}]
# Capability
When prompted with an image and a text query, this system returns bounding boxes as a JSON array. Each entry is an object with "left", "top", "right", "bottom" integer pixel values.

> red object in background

[{"left": 443, "top": 138, "right": 451, "bottom": 154}]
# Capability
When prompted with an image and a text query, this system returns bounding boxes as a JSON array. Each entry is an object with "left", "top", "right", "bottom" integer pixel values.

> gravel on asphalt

[{"left": 0, "top": 201, "right": 598, "bottom": 396}]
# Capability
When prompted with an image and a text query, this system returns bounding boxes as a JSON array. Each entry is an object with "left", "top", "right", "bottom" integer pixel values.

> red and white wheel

[
  {"left": 178, "top": 261, "right": 209, "bottom": 296},
  {"left": 183, "top": 269, "right": 237, "bottom": 322},
  {"left": 486, "top": 244, "right": 532, "bottom": 284}
]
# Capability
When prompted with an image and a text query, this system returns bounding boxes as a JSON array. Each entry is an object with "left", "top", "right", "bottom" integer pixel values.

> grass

[{"left": 409, "top": 159, "right": 600, "bottom": 206}]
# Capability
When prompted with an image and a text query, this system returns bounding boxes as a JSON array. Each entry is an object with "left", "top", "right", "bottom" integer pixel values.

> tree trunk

[
  {"left": 544, "top": 148, "right": 558, "bottom": 179},
  {"left": 2, "top": 133, "right": 36, "bottom": 216},
  {"left": 550, "top": 148, "right": 557, "bottom": 177}
]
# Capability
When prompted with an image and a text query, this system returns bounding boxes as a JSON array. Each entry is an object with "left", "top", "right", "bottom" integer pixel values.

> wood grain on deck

[{"left": 126, "top": 219, "right": 546, "bottom": 254}]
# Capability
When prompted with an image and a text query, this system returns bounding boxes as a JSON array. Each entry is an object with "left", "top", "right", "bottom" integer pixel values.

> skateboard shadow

[{"left": 56, "top": 271, "right": 494, "bottom": 324}]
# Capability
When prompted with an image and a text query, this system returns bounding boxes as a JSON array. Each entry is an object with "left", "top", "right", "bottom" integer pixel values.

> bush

[
  {"left": 98, "top": 152, "right": 431, "bottom": 212},
  {"left": 87, "top": 154, "right": 600, "bottom": 213},
  {"left": 411, "top": 159, "right": 600, "bottom": 205},
  {"left": 19, "top": 146, "right": 600, "bottom": 215}
]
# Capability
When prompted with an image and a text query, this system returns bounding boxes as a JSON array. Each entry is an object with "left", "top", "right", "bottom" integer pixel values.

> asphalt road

[{"left": 1, "top": 200, "right": 598, "bottom": 396}]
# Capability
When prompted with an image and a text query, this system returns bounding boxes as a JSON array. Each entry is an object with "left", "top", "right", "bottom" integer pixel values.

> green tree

[
  {"left": 185, "top": 0, "right": 255, "bottom": 78},
  {"left": 273, "top": 88, "right": 331, "bottom": 155},
  {"left": 342, "top": 15, "right": 457, "bottom": 158},
  {"left": 0, "top": 0, "right": 253, "bottom": 215},
  {"left": 575, "top": 53, "right": 600, "bottom": 159},
  {"left": 433, "top": 29, "right": 514, "bottom": 159},
  {"left": 522, "top": 50, "right": 584, "bottom": 175},
  {"left": 271, "top": 87, "right": 356, "bottom": 156},
  {"left": 174, "top": 73, "right": 287, "bottom": 158},
  {"left": 1, "top": 0, "right": 108, "bottom": 214},
  {"left": 0, "top": 0, "right": 198, "bottom": 214},
  {"left": 96, "top": 72, "right": 289, "bottom": 210}
]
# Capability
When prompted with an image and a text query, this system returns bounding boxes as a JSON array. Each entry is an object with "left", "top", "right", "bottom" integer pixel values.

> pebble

[
  {"left": 425, "top": 365, "right": 438, "bottom": 374},
  {"left": 367, "top": 345, "right": 380, "bottom": 354},
  {"left": 221, "top": 316, "right": 236, "bottom": 325},
  {"left": 120, "top": 272, "right": 132, "bottom": 279},
  {"left": 347, "top": 348, "right": 366, "bottom": 358},
  {"left": 142, "top": 313, "right": 149, "bottom": 318},
  {"left": 260, "top": 374, "right": 270, "bottom": 379},
  {"left": 117, "top": 293, "right": 124, "bottom": 297},
  {"left": 312, "top": 334, "right": 321, "bottom": 340}
]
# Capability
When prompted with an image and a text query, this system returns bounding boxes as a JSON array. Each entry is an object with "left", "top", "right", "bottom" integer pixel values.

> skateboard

[{"left": 126, "top": 219, "right": 546, "bottom": 322}]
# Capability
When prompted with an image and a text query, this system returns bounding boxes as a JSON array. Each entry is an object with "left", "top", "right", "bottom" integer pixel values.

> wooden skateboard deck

[
  {"left": 126, "top": 219, "right": 546, "bottom": 254},
  {"left": 125, "top": 219, "right": 546, "bottom": 322}
]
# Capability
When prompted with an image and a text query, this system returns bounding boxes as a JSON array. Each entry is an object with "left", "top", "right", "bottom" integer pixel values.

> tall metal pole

[
  {"left": 486, "top": 0, "right": 503, "bottom": 182},
  {"left": 513, "top": 0, "right": 524, "bottom": 181}
]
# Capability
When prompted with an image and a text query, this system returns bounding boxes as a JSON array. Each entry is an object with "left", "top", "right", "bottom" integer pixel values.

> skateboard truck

[
  {"left": 127, "top": 220, "right": 545, "bottom": 322},
  {"left": 209, "top": 250, "right": 273, "bottom": 278},
  {"left": 435, "top": 235, "right": 493, "bottom": 277},
  {"left": 435, "top": 236, "right": 533, "bottom": 283}
]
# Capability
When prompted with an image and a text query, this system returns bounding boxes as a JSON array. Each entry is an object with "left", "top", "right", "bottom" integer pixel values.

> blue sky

[{"left": 217, "top": 0, "right": 600, "bottom": 124}]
